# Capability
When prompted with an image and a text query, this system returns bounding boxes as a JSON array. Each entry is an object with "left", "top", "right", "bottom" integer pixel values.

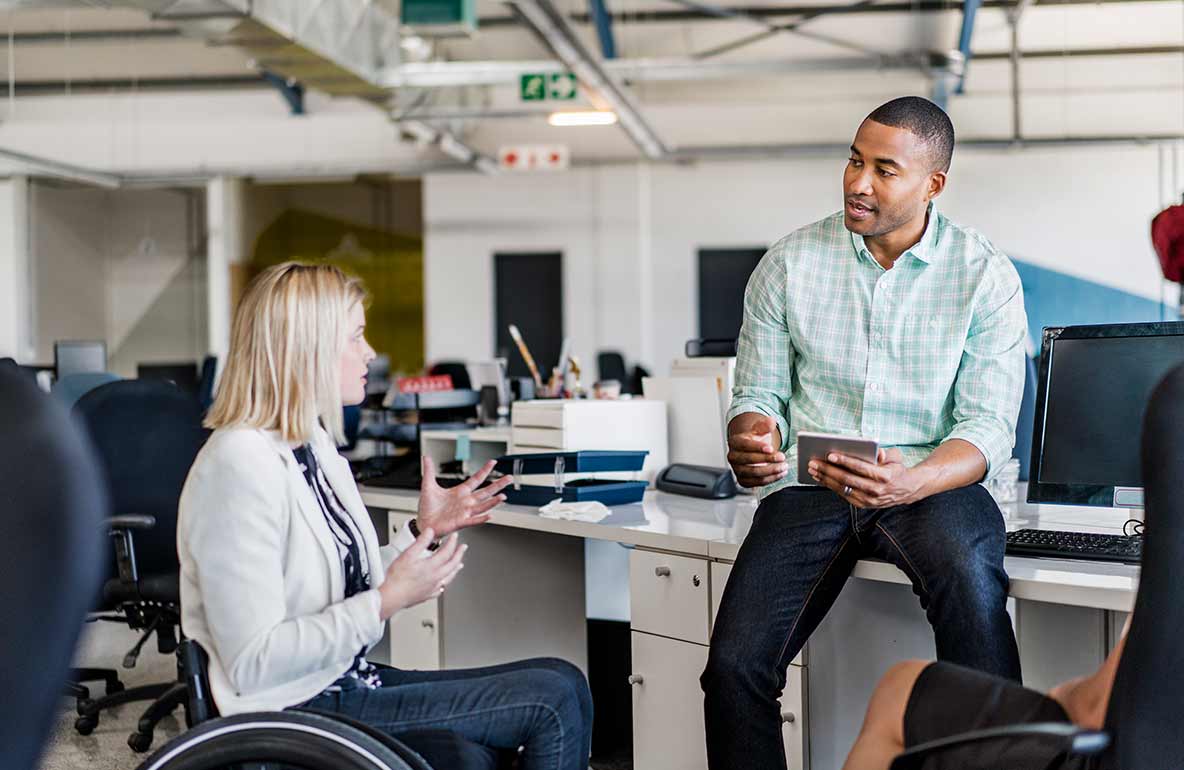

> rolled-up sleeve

[
  {"left": 727, "top": 242, "right": 794, "bottom": 451},
  {"left": 943, "top": 255, "right": 1028, "bottom": 479}
]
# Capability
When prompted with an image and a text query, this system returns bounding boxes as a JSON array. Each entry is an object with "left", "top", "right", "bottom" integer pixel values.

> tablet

[{"left": 796, "top": 431, "right": 879, "bottom": 484}]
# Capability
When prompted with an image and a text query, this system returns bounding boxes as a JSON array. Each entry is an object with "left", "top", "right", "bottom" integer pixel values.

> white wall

[
  {"left": 424, "top": 166, "right": 644, "bottom": 373},
  {"left": 0, "top": 177, "right": 31, "bottom": 361},
  {"left": 425, "top": 142, "right": 1178, "bottom": 377},
  {"left": 29, "top": 183, "right": 206, "bottom": 375}
]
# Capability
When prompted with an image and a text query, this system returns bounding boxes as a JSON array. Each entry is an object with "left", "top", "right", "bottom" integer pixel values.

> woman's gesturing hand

[
  {"left": 378, "top": 528, "right": 467, "bottom": 620},
  {"left": 416, "top": 457, "right": 513, "bottom": 538}
]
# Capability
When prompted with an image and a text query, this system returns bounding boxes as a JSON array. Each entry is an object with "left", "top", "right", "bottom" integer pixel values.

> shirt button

[{"left": 869, "top": 382, "right": 879, "bottom": 393}]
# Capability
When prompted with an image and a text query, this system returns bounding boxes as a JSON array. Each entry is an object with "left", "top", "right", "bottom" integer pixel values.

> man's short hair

[{"left": 865, "top": 96, "right": 955, "bottom": 173}]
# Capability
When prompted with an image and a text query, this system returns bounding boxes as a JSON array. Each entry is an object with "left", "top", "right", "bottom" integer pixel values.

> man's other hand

[{"left": 727, "top": 413, "right": 787, "bottom": 488}]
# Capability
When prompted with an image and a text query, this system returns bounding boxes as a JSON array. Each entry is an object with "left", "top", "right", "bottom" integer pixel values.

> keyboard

[{"left": 1005, "top": 528, "right": 1142, "bottom": 564}]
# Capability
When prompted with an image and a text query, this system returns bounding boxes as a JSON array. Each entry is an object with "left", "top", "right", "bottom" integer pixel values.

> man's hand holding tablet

[{"left": 802, "top": 432, "right": 925, "bottom": 508}]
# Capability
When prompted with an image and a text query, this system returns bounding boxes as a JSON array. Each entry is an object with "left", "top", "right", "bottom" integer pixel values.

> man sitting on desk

[{"left": 700, "top": 96, "right": 1028, "bottom": 770}]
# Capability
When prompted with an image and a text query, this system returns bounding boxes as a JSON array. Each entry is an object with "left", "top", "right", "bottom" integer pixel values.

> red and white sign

[
  {"left": 498, "top": 145, "right": 570, "bottom": 172},
  {"left": 397, "top": 374, "right": 454, "bottom": 394}
]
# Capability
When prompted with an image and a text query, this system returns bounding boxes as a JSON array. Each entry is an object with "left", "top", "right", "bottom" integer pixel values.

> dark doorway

[
  {"left": 698, "top": 247, "right": 767, "bottom": 341},
  {"left": 495, "top": 252, "right": 564, "bottom": 379}
]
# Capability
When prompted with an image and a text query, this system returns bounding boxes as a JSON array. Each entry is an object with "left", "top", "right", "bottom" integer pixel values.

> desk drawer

[
  {"left": 782, "top": 664, "right": 808, "bottom": 770},
  {"left": 511, "top": 404, "right": 566, "bottom": 429},
  {"left": 387, "top": 513, "right": 442, "bottom": 670},
  {"left": 510, "top": 427, "right": 566, "bottom": 449},
  {"left": 630, "top": 631, "right": 709, "bottom": 770},
  {"left": 390, "top": 598, "right": 441, "bottom": 670},
  {"left": 711, "top": 562, "right": 806, "bottom": 666},
  {"left": 631, "top": 550, "right": 710, "bottom": 645}
]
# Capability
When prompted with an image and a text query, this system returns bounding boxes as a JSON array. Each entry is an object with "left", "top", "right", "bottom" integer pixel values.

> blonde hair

[{"left": 206, "top": 262, "right": 367, "bottom": 445}]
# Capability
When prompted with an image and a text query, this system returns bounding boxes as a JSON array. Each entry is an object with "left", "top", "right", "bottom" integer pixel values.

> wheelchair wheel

[{"left": 134, "top": 711, "right": 414, "bottom": 770}]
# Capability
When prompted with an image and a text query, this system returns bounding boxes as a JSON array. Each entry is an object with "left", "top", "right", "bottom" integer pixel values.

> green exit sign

[{"left": 520, "top": 73, "right": 578, "bottom": 102}]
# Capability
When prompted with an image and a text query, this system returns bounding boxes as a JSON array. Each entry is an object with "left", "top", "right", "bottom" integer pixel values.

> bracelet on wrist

[{"left": 408, "top": 518, "right": 441, "bottom": 551}]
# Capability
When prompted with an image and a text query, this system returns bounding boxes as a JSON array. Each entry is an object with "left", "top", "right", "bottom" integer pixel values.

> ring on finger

[{"left": 843, "top": 484, "right": 852, "bottom": 496}]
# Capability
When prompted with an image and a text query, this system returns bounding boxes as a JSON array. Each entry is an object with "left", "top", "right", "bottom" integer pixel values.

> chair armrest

[
  {"left": 106, "top": 514, "right": 156, "bottom": 531},
  {"left": 889, "top": 723, "right": 1109, "bottom": 770},
  {"left": 105, "top": 514, "right": 156, "bottom": 585}
]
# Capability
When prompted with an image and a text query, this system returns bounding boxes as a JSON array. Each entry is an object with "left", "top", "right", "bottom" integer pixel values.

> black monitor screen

[
  {"left": 55, "top": 341, "right": 107, "bottom": 379},
  {"left": 1032, "top": 324, "right": 1184, "bottom": 497}
]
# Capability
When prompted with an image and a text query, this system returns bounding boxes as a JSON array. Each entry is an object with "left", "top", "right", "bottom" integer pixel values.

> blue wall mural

[{"left": 1012, "top": 258, "right": 1175, "bottom": 350}]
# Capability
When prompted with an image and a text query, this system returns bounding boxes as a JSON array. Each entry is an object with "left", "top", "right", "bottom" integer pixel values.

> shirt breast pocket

[{"left": 896, "top": 312, "right": 966, "bottom": 385}]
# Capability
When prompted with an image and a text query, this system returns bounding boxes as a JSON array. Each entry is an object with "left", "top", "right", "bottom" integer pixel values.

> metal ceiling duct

[{"left": 12, "top": 0, "right": 501, "bottom": 171}]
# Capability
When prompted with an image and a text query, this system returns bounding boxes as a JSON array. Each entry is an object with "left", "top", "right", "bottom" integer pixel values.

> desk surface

[{"left": 360, "top": 486, "right": 1139, "bottom": 611}]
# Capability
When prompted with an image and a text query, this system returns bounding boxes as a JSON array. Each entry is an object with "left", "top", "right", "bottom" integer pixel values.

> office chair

[
  {"left": 1012, "top": 356, "right": 1038, "bottom": 481},
  {"left": 132, "top": 639, "right": 509, "bottom": 770},
  {"left": 428, "top": 360, "right": 473, "bottom": 390},
  {"left": 596, "top": 351, "right": 628, "bottom": 384},
  {"left": 890, "top": 363, "right": 1184, "bottom": 770},
  {"left": 196, "top": 355, "right": 217, "bottom": 414},
  {"left": 0, "top": 367, "right": 106, "bottom": 770},
  {"left": 53, "top": 371, "right": 121, "bottom": 410},
  {"left": 70, "top": 379, "right": 209, "bottom": 751}
]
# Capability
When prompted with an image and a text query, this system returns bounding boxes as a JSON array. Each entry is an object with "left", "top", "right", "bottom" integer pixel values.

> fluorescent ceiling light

[{"left": 548, "top": 111, "right": 619, "bottom": 127}]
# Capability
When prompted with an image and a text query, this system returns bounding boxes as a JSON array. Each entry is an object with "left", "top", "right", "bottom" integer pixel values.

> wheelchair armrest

[
  {"left": 106, "top": 515, "right": 156, "bottom": 585},
  {"left": 106, "top": 514, "right": 156, "bottom": 531},
  {"left": 889, "top": 723, "right": 1110, "bottom": 770}
]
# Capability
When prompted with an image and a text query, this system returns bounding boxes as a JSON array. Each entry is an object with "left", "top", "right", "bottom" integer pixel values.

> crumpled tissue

[{"left": 538, "top": 498, "right": 611, "bottom": 523}]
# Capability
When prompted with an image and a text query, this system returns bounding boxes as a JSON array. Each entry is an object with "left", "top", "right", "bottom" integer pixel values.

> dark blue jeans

[
  {"left": 701, "top": 484, "right": 1020, "bottom": 770},
  {"left": 296, "top": 657, "right": 592, "bottom": 770}
]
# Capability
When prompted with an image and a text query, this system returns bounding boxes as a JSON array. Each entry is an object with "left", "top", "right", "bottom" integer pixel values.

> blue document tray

[
  {"left": 493, "top": 450, "right": 649, "bottom": 507},
  {"left": 493, "top": 450, "right": 648, "bottom": 476}
]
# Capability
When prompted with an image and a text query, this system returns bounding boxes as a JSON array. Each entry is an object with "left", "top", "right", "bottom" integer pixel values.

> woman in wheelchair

[
  {"left": 841, "top": 361, "right": 1184, "bottom": 770},
  {"left": 177, "top": 262, "right": 592, "bottom": 770},
  {"left": 842, "top": 622, "right": 1128, "bottom": 770}
]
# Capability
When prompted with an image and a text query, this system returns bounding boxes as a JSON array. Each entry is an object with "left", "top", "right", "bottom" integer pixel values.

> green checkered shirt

[{"left": 728, "top": 204, "right": 1028, "bottom": 499}]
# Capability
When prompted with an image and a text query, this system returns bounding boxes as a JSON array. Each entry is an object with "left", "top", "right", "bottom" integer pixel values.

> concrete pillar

[
  {"left": 205, "top": 176, "right": 245, "bottom": 367},
  {"left": 0, "top": 176, "right": 31, "bottom": 361}
]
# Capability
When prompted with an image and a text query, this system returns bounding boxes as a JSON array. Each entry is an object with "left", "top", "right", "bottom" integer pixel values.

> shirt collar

[{"left": 850, "top": 201, "right": 940, "bottom": 266}]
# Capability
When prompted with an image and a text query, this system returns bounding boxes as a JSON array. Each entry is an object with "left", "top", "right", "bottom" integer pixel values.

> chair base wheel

[
  {"left": 128, "top": 731, "right": 153, "bottom": 753},
  {"left": 75, "top": 698, "right": 94, "bottom": 717},
  {"left": 74, "top": 716, "right": 98, "bottom": 736}
]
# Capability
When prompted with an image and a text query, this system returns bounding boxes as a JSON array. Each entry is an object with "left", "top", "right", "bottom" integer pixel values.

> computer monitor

[
  {"left": 1028, "top": 321, "right": 1184, "bottom": 508},
  {"left": 54, "top": 341, "right": 107, "bottom": 379},
  {"left": 138, "top": 362, "right": 200, "bottom": 394}
]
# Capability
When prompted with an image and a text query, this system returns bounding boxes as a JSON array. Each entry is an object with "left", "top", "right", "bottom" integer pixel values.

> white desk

[{"left": 362, "top": 486, "right": 1138, "bottom": 770}]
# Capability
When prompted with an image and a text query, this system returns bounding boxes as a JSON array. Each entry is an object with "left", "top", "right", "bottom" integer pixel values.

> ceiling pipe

[
  {"left": 0, "top": 146, "right": 122, "bottom": 188},
  {"left": 397, "top": 120, "right": 500, "bottom": 175},
  {"left": 381, "top": 52, "right": 960, "bottom": 89}
]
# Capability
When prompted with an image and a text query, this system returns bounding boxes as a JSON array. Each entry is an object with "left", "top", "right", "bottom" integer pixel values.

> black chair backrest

[
  {"left": 429, "top": 361, "right": 472, "bottom": 390},
  {"left": 1102, "top": 363, "right": 1184, "bottom": 768},
  {"left": 0, "top": 368, "right": 106, "bottom": 770},
  {"left": 196, "top": 355, "right": 217, "bottom": 414},
  {"left": 596, "top": 351, "right": 627, "bottom": 383},
  {"left": 74, "top": 379, "right": 208, "bottom": 578}
]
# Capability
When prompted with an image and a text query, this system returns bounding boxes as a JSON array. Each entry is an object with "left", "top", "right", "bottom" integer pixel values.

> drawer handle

[
  {"left": 781, "top": 711, "right": 796, "bottom": 724},
  {"left": 421, "top": 620, "right": 435, "bottom": 630},
  {"left": 692, "top": 574, "right": 701, "bottom": 587},
  {"left": 628, "top": 674, "right": 644, "bottom": 686},
  {"left": 654, "top": 566, "right": 671, "bottom": 578}
]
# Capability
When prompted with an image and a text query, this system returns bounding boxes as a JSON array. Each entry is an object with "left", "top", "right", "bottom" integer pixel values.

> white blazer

[{"left": 177, "top": 425, "right": 417, "bottom": 715}]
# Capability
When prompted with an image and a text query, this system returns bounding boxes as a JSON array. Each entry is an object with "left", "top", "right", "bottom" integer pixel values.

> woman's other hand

[
  {"left": 378, "top": 529, "right": 466, "bottom": 619},
  {"left": 416, "top": 457, "right": 512, "bottom": 538}
]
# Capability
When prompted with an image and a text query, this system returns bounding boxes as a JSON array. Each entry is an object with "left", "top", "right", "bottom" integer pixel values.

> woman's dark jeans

[
  {"left": 701, "top": 484, "right": 1021, "bottom": 770},
  {"left": 296, "top": 657, "right": 592, "bottom": 770}
]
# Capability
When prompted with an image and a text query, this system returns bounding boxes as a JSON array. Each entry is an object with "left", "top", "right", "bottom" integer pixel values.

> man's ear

[{"left": 926, "top": 170, "right": 947, "bottom": 201}]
